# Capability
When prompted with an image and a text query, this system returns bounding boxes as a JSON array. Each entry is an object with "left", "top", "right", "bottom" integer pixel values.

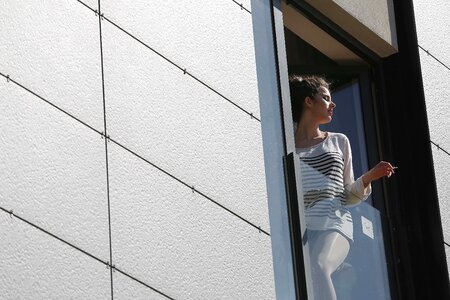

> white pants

[{"left": 308, "top": 230, "right": 350, "bottom": 300}]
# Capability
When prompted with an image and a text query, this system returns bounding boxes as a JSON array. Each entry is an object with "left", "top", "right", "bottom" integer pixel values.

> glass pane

[
  {"left": 308, "top": 79, "right": 391, "bottom": 299},
  {"left": 322, "top": 80, "right": 369, "bottom": 185}
]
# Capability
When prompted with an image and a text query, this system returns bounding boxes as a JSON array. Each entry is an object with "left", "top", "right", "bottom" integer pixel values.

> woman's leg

[{"left": 309, "top": 231, "right": 350, "bottom": 300}]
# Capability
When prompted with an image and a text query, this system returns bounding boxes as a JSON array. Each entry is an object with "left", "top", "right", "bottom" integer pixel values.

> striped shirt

[{"left": 296, "top": 132, "right": 371, "bottom": 241}]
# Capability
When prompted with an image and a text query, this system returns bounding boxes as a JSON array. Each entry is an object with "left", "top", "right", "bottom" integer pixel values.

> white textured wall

[
  {"left": 303, "top": 0, "right": 397, "bottom": 57},
  {"left": 413, "top": 0, "right": 450, "bottom": 275},
  {"left": 0, "top": 0, "right": 275, "bottom": 299},
  {"left": 331, "top": 0, "right": 397, "bottom": 47}
]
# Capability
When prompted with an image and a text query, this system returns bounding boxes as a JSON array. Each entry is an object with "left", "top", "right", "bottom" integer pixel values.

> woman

[{"left": 290, "top": 75, "right": 395, "bottom": 300}]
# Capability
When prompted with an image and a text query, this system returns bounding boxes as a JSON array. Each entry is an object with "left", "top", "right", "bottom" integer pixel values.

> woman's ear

[{"left": 304, "top": 96, "right": 314, "bottom": 108}]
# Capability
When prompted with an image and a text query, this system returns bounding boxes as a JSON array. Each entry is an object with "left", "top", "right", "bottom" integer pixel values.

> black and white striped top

[{"left": 296, "top": 132, "right": 371, "bottom": 241}]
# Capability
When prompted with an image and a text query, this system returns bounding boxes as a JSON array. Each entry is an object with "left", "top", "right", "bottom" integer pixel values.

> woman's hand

[{"left": 362, "top": 161, "right": 397, "bottom": 187}]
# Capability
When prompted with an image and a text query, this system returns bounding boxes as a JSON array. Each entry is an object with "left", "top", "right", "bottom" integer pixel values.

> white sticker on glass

[{"left": 361, "top": 215, "right": 374, "bottom": 239}]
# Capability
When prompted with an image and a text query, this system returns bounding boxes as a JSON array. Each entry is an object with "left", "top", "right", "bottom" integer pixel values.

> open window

[
  {"left": 252, "top": 0, "right": 449, "bottom": 299},
  {"left": 251, "top": 0, "right": 401, "bottom": 298},
  {"left": 283, "top": 5, "right": 393, "bottom": 299}
]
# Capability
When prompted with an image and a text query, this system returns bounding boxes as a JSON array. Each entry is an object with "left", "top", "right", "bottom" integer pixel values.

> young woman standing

[{"left": 290, "top": 75, "right": 396, "bottom": 300}]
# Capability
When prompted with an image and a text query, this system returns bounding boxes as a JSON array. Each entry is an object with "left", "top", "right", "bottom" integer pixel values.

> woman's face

[{"left": 309, "top": 86, "right": 335, "bottom": 124}]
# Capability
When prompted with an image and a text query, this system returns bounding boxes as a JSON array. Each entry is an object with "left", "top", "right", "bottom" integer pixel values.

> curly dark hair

[{"left": 289, "top": 75, "right": 330, "bottom": 122}]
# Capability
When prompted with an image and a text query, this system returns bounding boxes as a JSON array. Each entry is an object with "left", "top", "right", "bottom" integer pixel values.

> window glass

[
  {"left": 322, "top": 80, "right": 391, "bottom": 300},
  {"left": 284, "top": 14, "right": 392, "bottom": 300}
]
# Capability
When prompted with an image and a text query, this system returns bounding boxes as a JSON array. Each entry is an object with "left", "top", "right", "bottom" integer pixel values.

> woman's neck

[{"left": 295, "top": 119, "right": 326, "bottom": 148}]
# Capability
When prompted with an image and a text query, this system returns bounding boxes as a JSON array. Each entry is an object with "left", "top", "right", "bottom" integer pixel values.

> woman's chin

[{"left": 321, "top": 117, "right": 332, "bottom": 124}]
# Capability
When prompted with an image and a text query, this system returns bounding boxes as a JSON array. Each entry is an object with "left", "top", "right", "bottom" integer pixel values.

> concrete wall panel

[
  {"left": 331, "top": 0, "right": 396, "bottom": 47},
  {"left": 0, "top": 0, "right": 104, "bottom": 130},
  {"left": 81, "top": 0, "right": 98, "bottom": 10},
  {"left": 102, "top": 20, "right": 269, "bottom": 231},
  {"left": 304, "top": 0, "right": 397, "bottom": 56},
  {"left": 113, "top": 272, "right": 170, "bottom": 300},
  {"left": 101, "top": 0, "right": 260, "bottom": 117},
  {"left": 413, "top": 0, "right": 450, "bottom": 274},
  {"left": 0, "top": 214, "right": 111, "bottom": 300},
  {"left": 108, "top": 142, "right": 274, "bottom": 299},
  {"left": 0, "top": 79, "right": 110, "bottom": 260},
  {"left": 235, "top": 0, "right": 252, "bottom": 12}
]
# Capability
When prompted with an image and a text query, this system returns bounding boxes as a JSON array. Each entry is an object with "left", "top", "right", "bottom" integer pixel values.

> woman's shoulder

[
  {"left": 325, "top": 132, "right": 350, "bottom": 151},
  {"left": 326, "top": 131, "right": 349, "bottom": 142}
]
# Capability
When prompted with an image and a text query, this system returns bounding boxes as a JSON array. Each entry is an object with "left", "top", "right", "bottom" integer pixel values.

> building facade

[
  {"left": 0, "top": 0, "right": 448, "bottom": 299},
  {"left": 0, "top": 1, "right": 275, "bottom": 299},
  {"left": 413, "top": 0, "right": 450, "bottom": 277}
]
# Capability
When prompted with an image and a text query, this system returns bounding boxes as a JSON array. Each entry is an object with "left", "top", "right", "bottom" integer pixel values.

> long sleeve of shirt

[{"left": 342, "top": 135, "right": 372, "bottom": 205}]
